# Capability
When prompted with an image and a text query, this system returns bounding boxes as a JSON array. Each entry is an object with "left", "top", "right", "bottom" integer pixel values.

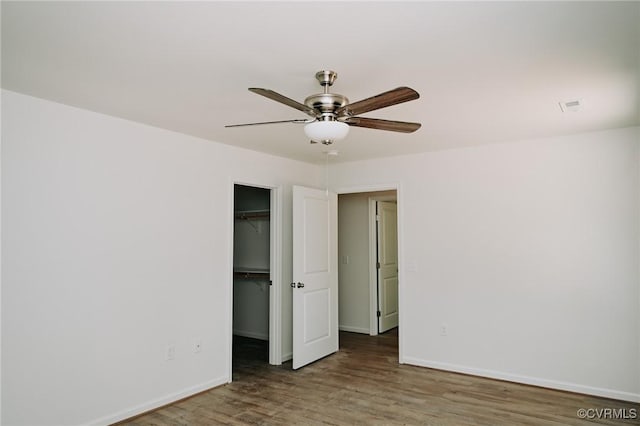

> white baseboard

[
  {"left": 282, "top": 351, "right": 292, "bottom": 362},
  {"left": 87, "top": 376, "right": 228, "bottom": 426},
  {"left": 233, "top": 329, "right": 268, "bottom": 341},
  {"left": 402, "top": 356, "right": 640, "bottom": 403},
  {"left": 339, "top": 325, "right": 370, "bottom": 334}
]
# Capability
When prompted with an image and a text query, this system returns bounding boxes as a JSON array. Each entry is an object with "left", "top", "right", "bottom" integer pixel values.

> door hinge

[
  {"left": 376, "top": 262, "right": 380, "bottom": 269},
  {"left": 376, "top": 215, "right": 381, "bottom": 222},
  {"left": 377, "top": 310, "right": 381, "bottom": 317}
]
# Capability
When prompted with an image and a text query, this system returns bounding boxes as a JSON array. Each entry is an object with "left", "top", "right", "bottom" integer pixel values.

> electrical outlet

[
  {"left": 440, "top": 324, "right": 448, "bottom": 336},
  {"left": 166, "top": 345, "right": 176, "bottom": 360},
  {"left": 194, "top": 339, "right": 202, "bottom": 353}
]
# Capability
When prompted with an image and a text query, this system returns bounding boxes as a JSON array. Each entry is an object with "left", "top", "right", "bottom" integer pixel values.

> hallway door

[{"left": 377, "top": 201, "right": 398, "bottom": 333}]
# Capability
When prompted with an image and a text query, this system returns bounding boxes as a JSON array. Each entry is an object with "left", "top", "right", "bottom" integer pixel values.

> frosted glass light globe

[{"left": 304, "top": 120, "right": 349, "bottom": 143}]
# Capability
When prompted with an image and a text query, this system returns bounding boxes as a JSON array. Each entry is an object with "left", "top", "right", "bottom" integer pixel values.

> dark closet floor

[{"left": 232, "top": 335, "right": 269, "bottom": 381}]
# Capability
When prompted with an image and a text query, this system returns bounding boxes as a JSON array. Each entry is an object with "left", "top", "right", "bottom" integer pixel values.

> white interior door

[
  {"left": 292, "top": 185, "right": 338, "bottom": 369},
  {"left": 377, "top": 201, "right": 399, "bottom": 333}
]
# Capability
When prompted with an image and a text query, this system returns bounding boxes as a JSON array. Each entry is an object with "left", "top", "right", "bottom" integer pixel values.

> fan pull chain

[{"left": 325, "top": 152, "right": 329, "bottom": 196}]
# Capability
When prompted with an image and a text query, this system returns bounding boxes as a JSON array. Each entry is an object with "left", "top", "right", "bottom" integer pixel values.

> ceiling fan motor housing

[
  {"left": 304, "top": 93, "right": 349, "bottom": 117},
  {"left": 305, "top": 70, "right": 349, "bottom": 120}
]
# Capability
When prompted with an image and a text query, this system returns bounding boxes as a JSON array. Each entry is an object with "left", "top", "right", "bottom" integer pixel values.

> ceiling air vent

[{"left": 559, "top": 99, "right": 582, "bottom": 112}]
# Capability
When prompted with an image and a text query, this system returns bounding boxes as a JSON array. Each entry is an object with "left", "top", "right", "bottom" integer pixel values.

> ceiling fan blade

[
  {"left": 249, "top": 88, "right": 317, "bottom": 116},
  {"left": 343, "top": 117, "right": 421, "bottom": 133},
  {"left": 337, "top": 87, "right": 419, "bottom": 116},
  {"left": 225, "top": 118, "right": 311, "bottom": 128}
]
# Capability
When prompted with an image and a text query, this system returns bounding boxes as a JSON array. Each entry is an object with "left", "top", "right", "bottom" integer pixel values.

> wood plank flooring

[{"left": 121, "top": 330, "right": 639, "bottom": 425}]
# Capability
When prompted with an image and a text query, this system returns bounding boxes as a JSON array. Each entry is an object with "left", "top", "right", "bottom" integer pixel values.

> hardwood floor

[{"left": 122, "top": 330, "right": 639, "bottom": 425}]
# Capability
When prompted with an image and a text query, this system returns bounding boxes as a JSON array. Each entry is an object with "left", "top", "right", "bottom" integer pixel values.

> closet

[{"left": 233, "top": 185, "right": 271, "bottom": 364}]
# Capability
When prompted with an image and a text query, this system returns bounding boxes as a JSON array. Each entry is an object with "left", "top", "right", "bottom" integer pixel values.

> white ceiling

[{"left": 2, "top": 1, "right": 639, "bottom": 164}]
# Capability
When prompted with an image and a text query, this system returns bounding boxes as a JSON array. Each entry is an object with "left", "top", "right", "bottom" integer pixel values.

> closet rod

[
  {"left": 235, "top": 212, "right": 270, "bottom": 220},
  {"left": 234, "top": 271, "right": 271, "bottom": 280}
]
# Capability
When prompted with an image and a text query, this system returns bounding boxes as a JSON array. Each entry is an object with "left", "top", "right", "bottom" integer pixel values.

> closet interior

[{"left": 233, "top": 184, "right": 271, "bottom": 368}]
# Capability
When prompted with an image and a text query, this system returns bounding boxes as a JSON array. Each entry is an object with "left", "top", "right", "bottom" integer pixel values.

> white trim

[
  {"left": 269, "top": 187, "right": 283, "bottom": 365},
  {"left": 0, "top": 80, "right": 3, "bottom": 426},
  {"left": 334, "top": 183, "right": 400, "bottom": 195},
  {"left": 86, "top": 376, "right": 228, "bottom": 426},
  {"left": 339, "top": 325, "right": 370, "bottom": 334},
  {"left": 281, "top": 351, "right": 293, "bottom": 362},
  {"left": 403, "top": 357, "right": 640, "bottom": 403},
  {"left": 396, "top": 184, "right": 405, "bottom": 363},
  {"left": 227, "top": 179, "right": 235, "bottom": 383},
  {"left": 368, "top": 198, "right": 378, "bottom": 336}
]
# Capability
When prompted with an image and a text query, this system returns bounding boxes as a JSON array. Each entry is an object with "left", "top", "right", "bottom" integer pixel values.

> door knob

[{"left": 297, "top": 282, "right": 305, "bottom": 288}]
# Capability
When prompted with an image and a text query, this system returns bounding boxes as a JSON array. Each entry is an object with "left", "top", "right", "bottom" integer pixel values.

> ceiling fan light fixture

[
  {"left": 227, "top": 70, "right": 421, "bottom": 142},
  {"left": 304, "top": 120, "right": 349, "bottom": 144}
]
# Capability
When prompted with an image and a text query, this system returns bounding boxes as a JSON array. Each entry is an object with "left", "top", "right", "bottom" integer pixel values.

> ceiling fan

[{"left": 225, "top": 70, "right": 421, "bottom": 145}]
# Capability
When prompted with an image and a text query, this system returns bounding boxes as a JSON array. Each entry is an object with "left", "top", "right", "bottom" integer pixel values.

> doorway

[
  {"left": 373, "top": 199, "right": 399, "bottom": 334},
  {"left": 232, "top": 184, "right": 274, "bottom": 376},
  {"left": 337, "top": 190, "right": 399, "bottom": 339}
]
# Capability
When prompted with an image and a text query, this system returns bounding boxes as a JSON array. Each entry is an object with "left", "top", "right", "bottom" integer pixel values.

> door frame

[
  {"left": 368, "top": 195, "right": 398, "bottom": 336},
  {"left": 227, "top": 179, "right": 283, "bottom": 383},
  {"left": 335, "top": 183, "right": 404, "bottom": 362}
]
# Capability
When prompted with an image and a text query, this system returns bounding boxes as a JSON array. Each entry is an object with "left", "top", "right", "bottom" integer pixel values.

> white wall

[
  {"left": 1, "top": 90, "right": 322, "bottom": 425},
  {"left": 331, "top": 127, "right": 640, "bottom": 402},
  {"left": 3, "top": 89, "right": 638, "bottom": 426},
  {"left": 338, "top": 191, "right": 395, "bottom": 334}
]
